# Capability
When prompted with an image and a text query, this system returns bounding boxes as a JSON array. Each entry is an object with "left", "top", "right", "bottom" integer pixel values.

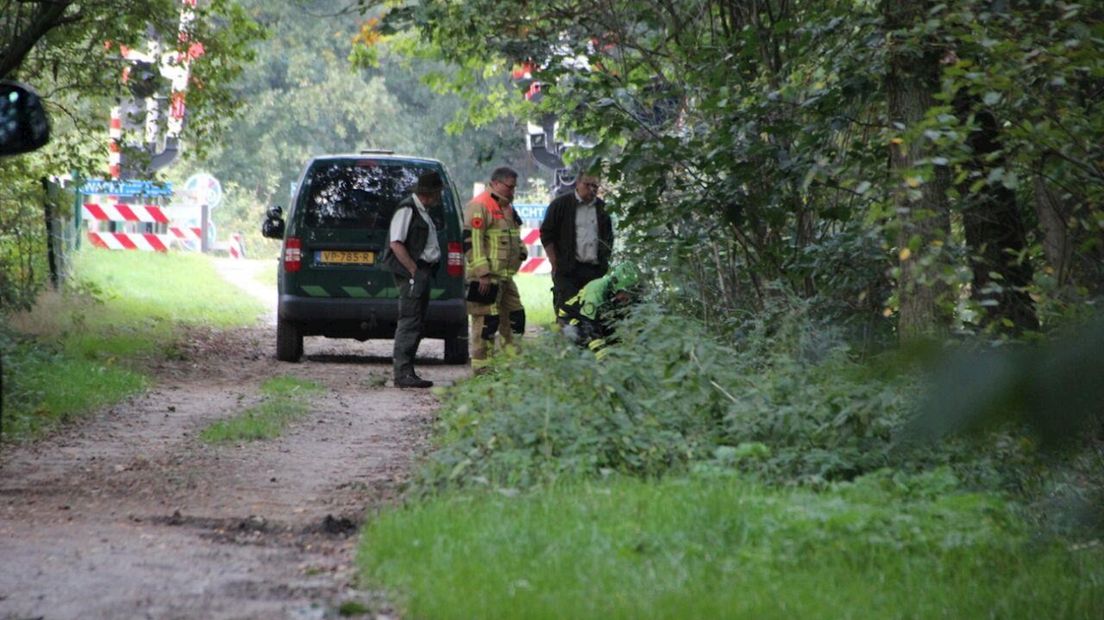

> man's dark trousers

[
  {"left": 393, "top": 267, "right": 431, "bottom": 379},
  {"left": 553, "top": 262, "right": 605, "bottom": 317}
]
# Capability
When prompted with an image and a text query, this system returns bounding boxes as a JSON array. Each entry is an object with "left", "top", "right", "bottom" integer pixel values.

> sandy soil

[{"left": 0, "top": 258, "right": 468, "bottom": 619}]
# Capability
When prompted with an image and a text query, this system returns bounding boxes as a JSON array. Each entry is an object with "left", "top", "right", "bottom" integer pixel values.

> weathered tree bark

[
  {"left": 959, "top": 105, "right": 1039, "bottom": 333},
  {"left": 1032, "top": 169, "right": 1072, "bottom": 287},
  {"left": 1033, "top": 162, "right": 1104, "bottom": 301},
  {"left": 884, "top": 0, "right": 952, "bottom": 341}
]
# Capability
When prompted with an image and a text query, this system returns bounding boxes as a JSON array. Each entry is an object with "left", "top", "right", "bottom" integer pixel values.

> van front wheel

[{"left": 276, "top": 318, "right": 303, "bottom": 362}]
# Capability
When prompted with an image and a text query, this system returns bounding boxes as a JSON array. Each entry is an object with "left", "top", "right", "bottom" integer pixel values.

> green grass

[
  {"left": 251, "top": 257, "right": 278, "bottom": 288},
  {"left": 2, "top": 247, "right": 267, "bottom": 440},
  {"left": 200, "top": 375, "right": 324, "bottom": 442},
  {"left": 358, "top": 472, "right": 1104, "bottom": 619},
  {"left": 0, "top": 347, "right": 147, "bottom": 438},
  {"left": 514, "top": 273, "right": 554, "bottom": 326},
  {"left": 72, "top": 249, "right": 265, "bottom": 330}
]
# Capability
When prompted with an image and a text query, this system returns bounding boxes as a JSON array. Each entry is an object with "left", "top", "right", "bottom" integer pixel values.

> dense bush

[
  {"left": 0, "top": 164, "right": 51, "bottom": 312},
  {"left": 416, "top": 301, "right": 921, "bottom": 493},
  {"left": 418, "top": 297, "right": 1101, "bottom": 517}
]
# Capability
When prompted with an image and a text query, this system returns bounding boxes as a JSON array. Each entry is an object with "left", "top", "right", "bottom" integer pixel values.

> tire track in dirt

[{"left": 0, "top": 259, "right": 466, "bottom": 619}]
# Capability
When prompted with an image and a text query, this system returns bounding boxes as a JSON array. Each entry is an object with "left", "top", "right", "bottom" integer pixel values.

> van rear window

[{"left": 300, "top": 161, "right": 426, "bottom": 229}]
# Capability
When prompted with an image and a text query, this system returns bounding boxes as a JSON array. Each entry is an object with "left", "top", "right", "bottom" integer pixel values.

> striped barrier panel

[
  {"left": 518, "top": 227, "right": 550, "bottom": 274},
  {"left": 228, "top": 233, "right": 245, "bottom": 259},
  {"left": 83, "top": 202, "right": 170, "bottom": 223},
  {"left": 169, "top": 226, "right": 202, "bottom": 242},
  {"left": 81, "top": 195, "right": 207, "bottom": 253},
  {"left": 519, "top": 257, "right": 550, "bottom": 274},
  {"left": 87, "top": 231, "right": 176, "bottom": 252}
]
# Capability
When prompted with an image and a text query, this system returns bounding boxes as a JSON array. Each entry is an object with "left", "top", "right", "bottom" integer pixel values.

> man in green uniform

[
  {"left": 388, "top": 171, "right": 444, "bottom": 388},
  {"left": 557, "top": 263, "right": 641, "bottom": 353}
]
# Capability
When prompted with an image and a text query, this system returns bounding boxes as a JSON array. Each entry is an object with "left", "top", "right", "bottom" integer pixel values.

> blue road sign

[
  {"left": 514, "top": 203, "right": 547, "bottom": 223},
  {"left": 80, "top": 179, "right": 173, "bottom": 197}
]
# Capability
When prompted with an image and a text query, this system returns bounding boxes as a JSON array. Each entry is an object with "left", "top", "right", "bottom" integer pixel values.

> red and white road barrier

[
  {"left": 228, "top": 232, "right": 245, "bottom": 259},
  {"left": 83, "top": 202, "right": 170, "bottom": 224},
  {"left": 521, "top": 228, "right": 541, "bottom": 246},
  {"left": 87, "top": 232, "right": 175, "bottom": 252},
  {"left": 169, "top": 226, "right": 202, "bottom": 242},
  {"left": 83, "top": 197, "right": 177, "bottom": 253},
  {"left": 519, "top": 257, "right": 550, "bottom": 274},
  {"left": 518, "top": 227, "right": 551, "bottom": 274}
]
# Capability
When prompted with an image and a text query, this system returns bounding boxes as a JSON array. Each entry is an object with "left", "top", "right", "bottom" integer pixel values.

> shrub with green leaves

[
  {"left": 419, "top": 303, "right": 919, "bottom": 493},
  {"left": 0, "top": 324, "right": 146, "bottom": 439},
  {"left": 1, "top": 248, "right": 266, "bottom": 440}
]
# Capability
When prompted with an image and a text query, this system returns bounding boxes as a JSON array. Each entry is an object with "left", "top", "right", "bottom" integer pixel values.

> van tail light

[
  {"left": 447, "top": 242, "right": 463, "bottom": 277},
  {"left": 284, "top": 237, "right": 302, "bottom": 273}
]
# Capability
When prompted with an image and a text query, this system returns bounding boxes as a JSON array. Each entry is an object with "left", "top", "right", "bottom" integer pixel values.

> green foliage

[
  {"left": 3, "top": 0, "right": 263, "bottom": 171},
  {"left": 0, "top": 160, "right": 53, "bottom": 311},
  {"left": 416, "top": 302, "right": 918, "bottom": 493},
  {"left": 0, "top": 1, "right": 264, "bottom": 311},
  {"left": 416, "top": 293, "right": 1088, "bottom": 515},
  {"left": 359, "top": 472, "right": 1104, "bottom": 619},
  {"left": 906, "top": 313, "right": 1104, "bottom": 534},
  {"left": 0, "top": 325, "right": 147, "bottom": 440},
  {"left": 180, "top": 0, "right": 539, "bottom": 248},
  {"left": 200, "top": 375, "right": 324, "bottom": 442},
  {"left": 386, "top": 0, "right": 1104, "bottom": 337},
  {"left": 2, "top": 248, "right": 266, "bottom": 440}
]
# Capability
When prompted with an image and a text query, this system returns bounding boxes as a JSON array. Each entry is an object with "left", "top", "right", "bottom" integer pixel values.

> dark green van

[{"left": 261, "top": 153, "right": 468, "bottom": 363}]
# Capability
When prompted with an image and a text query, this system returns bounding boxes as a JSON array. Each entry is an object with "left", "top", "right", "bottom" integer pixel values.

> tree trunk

[
  {"left": 959, "top": 106, "right": 1039, "bottom": 333},
  {"left": 884, "top": 0, "right": 952, "bottom": 342},
  {"left": 1033, "top": 163, "right": 1104, "bottom": 301},
  {"left": 1032, "top": 169, "right": 1072, "bottom": 288}
]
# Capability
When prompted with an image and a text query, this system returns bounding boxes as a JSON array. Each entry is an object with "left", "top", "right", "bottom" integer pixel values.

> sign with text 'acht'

[{"left": 514, "top": 203, "right": 547, "bottom": 223}]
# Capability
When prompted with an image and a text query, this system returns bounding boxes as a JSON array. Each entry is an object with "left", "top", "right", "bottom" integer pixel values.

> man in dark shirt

[{"left": 539, "top": 171, "right": 614, "bottom": 318}]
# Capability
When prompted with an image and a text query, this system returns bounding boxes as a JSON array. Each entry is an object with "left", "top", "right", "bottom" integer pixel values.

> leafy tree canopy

[{"left": 369, "top": 0, "right": 1103, "bottom": 339}]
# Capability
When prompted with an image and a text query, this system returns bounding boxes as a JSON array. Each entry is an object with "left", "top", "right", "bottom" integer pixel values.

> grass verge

[
  {"left": 514, "top": 274, "right": 554, "bottom": 326},
  {"left": 200, "top": 375, "right": 324, "bottom": 442},
  {"left": 1, "top": 248, "right": 265, "bottom": 441},
  {"left": 358, "top": 471, "right": 1104, "bottom": 619}
]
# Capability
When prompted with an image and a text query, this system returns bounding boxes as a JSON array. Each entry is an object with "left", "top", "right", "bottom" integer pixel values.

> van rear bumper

[{"left": 279, "top": 295, "right": 467, "bottom": 339}]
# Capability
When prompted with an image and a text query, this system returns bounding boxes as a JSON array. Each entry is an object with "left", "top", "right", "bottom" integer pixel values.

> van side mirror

[
  {"left": 0, "top": 81, "right": 50, "bottom": 156},
  {"left": 261, "top": 205, "right": 285, "bottom": 239}
]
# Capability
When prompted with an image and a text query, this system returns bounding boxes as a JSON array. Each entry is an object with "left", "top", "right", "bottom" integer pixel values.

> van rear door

[{"left": 287, "top": 158, "right": 461, "bottom": 301}]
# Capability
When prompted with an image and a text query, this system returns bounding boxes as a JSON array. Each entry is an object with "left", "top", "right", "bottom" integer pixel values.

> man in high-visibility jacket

[
  {"left": 464, "top": 166, "right": 526, "bottom": 373},
  {"left": 558, "top": 262, "right": 641, "bottom": 354}
]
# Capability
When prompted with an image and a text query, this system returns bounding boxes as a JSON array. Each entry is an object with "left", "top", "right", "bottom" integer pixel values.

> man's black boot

[{"left": 395, "top": 374, "right": 433, "bottom": 388}]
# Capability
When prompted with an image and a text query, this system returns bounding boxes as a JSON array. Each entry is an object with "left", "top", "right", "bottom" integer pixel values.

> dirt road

[{"left": 0, "top": 259, "right": 467, "bottom": 619}]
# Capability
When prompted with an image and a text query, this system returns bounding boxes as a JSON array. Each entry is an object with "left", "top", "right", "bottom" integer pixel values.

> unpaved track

[{"left": 0, "top": 259, "right": 466, "bottom": 619}]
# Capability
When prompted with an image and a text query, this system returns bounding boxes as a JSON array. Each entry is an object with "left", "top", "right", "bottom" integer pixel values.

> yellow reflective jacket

[{"left": 463, "top": 190, "right": 523, "bottom": 279}]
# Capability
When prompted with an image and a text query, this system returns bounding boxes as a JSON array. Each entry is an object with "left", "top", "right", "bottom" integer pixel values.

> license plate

[{"left": 317, "top": 250, "right": 375, "bottom": 265}]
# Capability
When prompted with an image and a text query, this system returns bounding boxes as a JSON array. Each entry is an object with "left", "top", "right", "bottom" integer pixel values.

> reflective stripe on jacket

[{"left": 464, "top": 190, "right": 523, "bottom": 279}]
